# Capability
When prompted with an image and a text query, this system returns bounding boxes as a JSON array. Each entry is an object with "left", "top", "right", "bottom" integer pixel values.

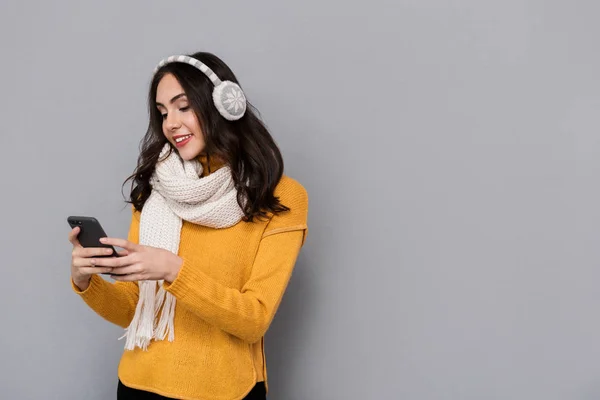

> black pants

[{"left": 117, "top": 380, "right": 266, "bottom": 399}]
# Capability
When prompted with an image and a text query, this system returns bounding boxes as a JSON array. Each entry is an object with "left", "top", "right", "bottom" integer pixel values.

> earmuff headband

[{"left": 154, "top": 55, "right": 247, "bottom": 121}]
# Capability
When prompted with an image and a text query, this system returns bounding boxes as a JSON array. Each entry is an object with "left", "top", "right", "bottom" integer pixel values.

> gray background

[{"left": 1, "top": 0, "right": 599, "bottom": 399}]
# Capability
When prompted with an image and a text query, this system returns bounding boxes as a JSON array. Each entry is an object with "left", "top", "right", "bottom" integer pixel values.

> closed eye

[{"left": 160, "top": 107, "right": 189, "bottom": 120}]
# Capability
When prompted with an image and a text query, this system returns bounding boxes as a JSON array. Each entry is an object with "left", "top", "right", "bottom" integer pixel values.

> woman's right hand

[{"left": 68, "top": 226, "right": 115, "bottom": 291}]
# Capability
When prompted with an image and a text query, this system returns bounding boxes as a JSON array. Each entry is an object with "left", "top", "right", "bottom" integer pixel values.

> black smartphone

[{"left": 67, "top": 216, "right": 120, "bottom": 258}]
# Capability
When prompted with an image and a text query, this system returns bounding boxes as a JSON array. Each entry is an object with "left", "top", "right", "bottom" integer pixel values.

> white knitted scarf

[{"left": 121, "top": 144, "right": 244, "bottom": 351}]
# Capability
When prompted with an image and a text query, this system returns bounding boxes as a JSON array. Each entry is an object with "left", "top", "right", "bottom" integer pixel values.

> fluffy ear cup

[
  {"left": 212, "top": 80, "right": 247, "bottom": 121},
  {"left": 154, "top": 55, "right": 247, "bottom": 121}
]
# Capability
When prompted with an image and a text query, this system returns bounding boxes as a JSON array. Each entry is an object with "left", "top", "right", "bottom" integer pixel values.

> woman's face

[{"left": 156, "top": 73, "right": 206, "bottom": 160}]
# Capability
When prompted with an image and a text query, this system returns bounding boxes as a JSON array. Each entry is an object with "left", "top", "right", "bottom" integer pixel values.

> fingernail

[
  {"left": 105, "top": 249, "right": 112, "bottom": 254},
  {"left": 90, "top": 259, "right": 96, "bottom": 265},
  {"left": 99, "top": 238, "right": 107, "bottom": 243}
]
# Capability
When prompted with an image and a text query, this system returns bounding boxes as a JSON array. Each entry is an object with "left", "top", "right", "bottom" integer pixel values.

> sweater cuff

[
  {"left": 71, "top": 274, "right": 103, "bottom": 296},
  {"left": 163, "top": 256, "right": 209, "bottom": 300}
]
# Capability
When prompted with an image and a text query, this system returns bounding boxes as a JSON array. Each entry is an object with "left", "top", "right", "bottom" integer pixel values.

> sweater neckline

[{"left": 197, "top": 153, "right": 226, "bottom": 177}]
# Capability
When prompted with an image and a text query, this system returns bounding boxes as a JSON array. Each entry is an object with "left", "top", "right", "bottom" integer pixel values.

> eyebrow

[{"left": 156, "top": 93, "right": 187, "bottom": 107}]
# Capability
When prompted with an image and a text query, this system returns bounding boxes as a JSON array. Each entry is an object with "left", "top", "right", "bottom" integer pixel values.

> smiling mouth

[{"left": 174, "top": 134, "right": 192, "bottom": 143}]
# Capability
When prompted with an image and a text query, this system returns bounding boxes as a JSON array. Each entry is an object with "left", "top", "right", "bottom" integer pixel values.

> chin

[
  {"left": 177, "top": 150, "right": 198, "bottom": 161},
  {"left": 175, "top": 145, "right": 202, "bottom": 161}
]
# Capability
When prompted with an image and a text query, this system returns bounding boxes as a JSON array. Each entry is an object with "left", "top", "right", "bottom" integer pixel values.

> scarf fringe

[{"left": 153, "top": 285, "right": 175, "bottom": 341}]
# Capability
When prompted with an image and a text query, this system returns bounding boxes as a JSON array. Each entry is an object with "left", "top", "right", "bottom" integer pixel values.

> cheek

[{"left": 186, "top": 115, "right": 203, "bottom": 137}]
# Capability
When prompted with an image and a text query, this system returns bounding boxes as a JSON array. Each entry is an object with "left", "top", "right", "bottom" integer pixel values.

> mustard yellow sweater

[{"left": 72, "top": 162, "right": 308, "bottom": 400}]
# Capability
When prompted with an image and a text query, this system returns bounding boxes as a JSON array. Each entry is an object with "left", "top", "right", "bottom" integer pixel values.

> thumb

[{"left": 68, "top": 227, "right": 82, "bottom": 247}]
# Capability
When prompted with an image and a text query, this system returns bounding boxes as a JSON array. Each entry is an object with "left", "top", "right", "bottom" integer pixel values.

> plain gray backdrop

[{"left": 1, "top": 0, "right": 599, "bottom": 399}]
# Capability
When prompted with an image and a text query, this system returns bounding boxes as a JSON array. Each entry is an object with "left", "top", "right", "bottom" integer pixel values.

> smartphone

[{"left": 67, "top": 216, "right": 119, "bottom": 257}]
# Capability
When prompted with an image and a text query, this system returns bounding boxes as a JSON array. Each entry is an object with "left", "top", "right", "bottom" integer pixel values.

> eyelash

[{"left": 161, "top": 106, "right": 190, "bottom": 119}]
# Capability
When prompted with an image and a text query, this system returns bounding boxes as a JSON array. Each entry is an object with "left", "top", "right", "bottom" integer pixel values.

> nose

[{"left": 165, "top": 112, "right": 182, "bottom": 131}]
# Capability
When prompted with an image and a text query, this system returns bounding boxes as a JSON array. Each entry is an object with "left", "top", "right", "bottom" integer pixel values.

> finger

[
  {"left": 91, "top": 254, "right": 135, "bottom": 268},
  {"left": 73, "top": 256, "right": 107, "bottom": 268},
  {"left": 100, "top": 237, "right": 139, "bottom": 252},
  {"left": 68, "top": 227, "right": 82, "bottom": 247},
  {"left": 116, "top": 249, "right": 130, "bottom": 257},
  {"left": 75, "top": 247, "right": 115, "bottom": 258},
  {"left": 72, "top": 257, "right": 90, "bottom": 268},
  {"left": 111, "top": 273, "right": 143, "bottom": 282},
  {"left": 104, "top": 265, "right": 140, "bottom": 276},
  {"left": 79, "top": 267, "right": 114, "bottom": 275}
]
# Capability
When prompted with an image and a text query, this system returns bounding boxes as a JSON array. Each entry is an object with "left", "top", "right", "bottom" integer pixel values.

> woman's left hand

[{"left": 91, "top": 237, "right": 183, "bottom": 282}]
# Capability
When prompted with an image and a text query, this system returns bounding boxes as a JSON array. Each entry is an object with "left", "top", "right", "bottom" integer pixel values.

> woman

[{"left": 68, "top": 52, "right": 308, "bottom": 400}]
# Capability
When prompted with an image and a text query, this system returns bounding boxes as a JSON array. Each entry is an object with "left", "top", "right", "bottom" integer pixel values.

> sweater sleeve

[
  {"left": 71, "top": 207, "right": 141, "bottom": 329},
  {"left": 163, "top": 180, "right": 309, "bottom": 343}
]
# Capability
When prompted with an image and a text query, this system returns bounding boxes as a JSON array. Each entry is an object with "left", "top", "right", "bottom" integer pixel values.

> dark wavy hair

[{"left": 123, "top": 51, "right": 289, "bottom": 221}]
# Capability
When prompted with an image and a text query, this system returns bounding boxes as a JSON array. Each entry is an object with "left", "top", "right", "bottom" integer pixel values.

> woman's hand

[
  {"left": 91, "top": 237, "right": 183, "bottom": 283},
  {"left": 68, "top": 226, "right": 122, "bottom": 291}
]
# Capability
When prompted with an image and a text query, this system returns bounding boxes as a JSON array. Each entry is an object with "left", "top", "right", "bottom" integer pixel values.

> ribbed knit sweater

[{"left": 72, "top": 156, "right": 308, "bottom": 400}]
